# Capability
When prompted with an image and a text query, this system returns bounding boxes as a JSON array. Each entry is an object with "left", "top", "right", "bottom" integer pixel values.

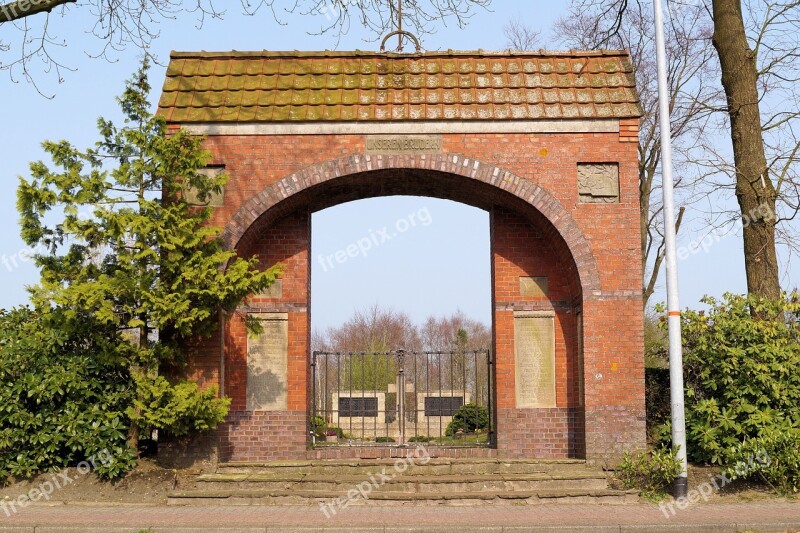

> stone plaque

[
  {"left": 365, "top": 135, "right": 443, "bottom": 154},
  {"left": 246, "top": 313, "right": 289, "bottom": 411},
  {"left": 255, "top": 279, "right": 283, "bottom": 299},
  {"left": 338, "top": 397, "right": 379, "bottom": 418},
  {"left": 184, "top": 167, "right": 226, "bottom": 207},
  {"left": 424, "top": 396, "right": 464, "bottom": 417},
  {"left": 520, "top": 276, "right": 549, "bottom": 298},
  {"left": 578, "top": 163, "right": 619, "bottom": 203},
  {"left": 514, "top": 311, "right": 556, "bottom": 408}
]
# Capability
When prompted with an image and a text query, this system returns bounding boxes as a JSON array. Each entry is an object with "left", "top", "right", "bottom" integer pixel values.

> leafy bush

[
  {"left": 375, "top": 436, "right": 396, "bottom": 443},
  {"left": 645, "top": 368, "right": 671, "bottom": 443},
  {"left": 616, "top": 446, "right": 683, "bottom": 501},
  {"left": 126, "top": 375, "right": 230, "bottom": 438},
  {"left": 724, "top": 428, "right": 800, "bottom": 495},
  {"left": 324, "top": 427, "right": 344, "bottom": 438},
  {"left": 408, "top": 435, "right": 432, "bottom": 443},
  {"left": 309, "top": 416, "right": 326, "bottom": 437},
  {"left": 445, "top": 403, "right": 489, "bottom": 436},
  {"left": 664, "top": 293, "right": 800, "bottom": 467},
  {"left": 0, "top": 308, "right": 138, "bottom": 481}
]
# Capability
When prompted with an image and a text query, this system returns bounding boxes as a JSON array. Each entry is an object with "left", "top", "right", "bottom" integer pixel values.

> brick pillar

[
  {"left": 582, "top": 296, "right": 646, "bottom": 465},
  {"left": 491, "top": 207, "right": 584, "bottom": 459},
  {"left": 220, "top": 210, "right": 311, "bottom": 462}
]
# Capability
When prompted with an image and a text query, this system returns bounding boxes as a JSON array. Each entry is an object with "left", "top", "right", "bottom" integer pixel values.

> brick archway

[
  {"left": 221, "top": 153, "right": 601, "bottom": 293},
  {"left": 163, "top": 49, "right": 647, "bottom": 466}
]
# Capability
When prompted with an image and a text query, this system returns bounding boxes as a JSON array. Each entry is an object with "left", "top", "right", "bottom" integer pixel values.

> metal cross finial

[
  {"left": 379, "top": 0, "right": 421, "bottom": 53},
  {"left": 396, "top": 0, "right": 403, "bottom": 50}
]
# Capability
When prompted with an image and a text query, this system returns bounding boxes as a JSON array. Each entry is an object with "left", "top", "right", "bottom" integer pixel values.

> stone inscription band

[{"left": 365, "top": 135, "right": 443, "bottom": 154}]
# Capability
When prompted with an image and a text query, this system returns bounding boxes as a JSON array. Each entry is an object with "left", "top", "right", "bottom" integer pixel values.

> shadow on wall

[{"left": 246, "top": 359, "right": 288, "bottom": 409}]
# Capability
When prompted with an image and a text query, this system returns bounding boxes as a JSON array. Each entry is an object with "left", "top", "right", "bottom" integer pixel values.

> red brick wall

[
  {"left": 221, "top": 213, "right": 311, "bottom": 461},
  {"left": 177, "top": 125, "right": 644, "bottom": 464},
  {"left": 492, "top": 206, "right": 584, "bottom": 458}
]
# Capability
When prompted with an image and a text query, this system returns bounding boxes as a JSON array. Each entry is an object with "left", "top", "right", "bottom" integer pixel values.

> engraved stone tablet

[
  {"left": 255, "top": 279, "right": 283, "bottom": 299},
  {"left": 184, "top": 167, "right": 226, "bottom": 207},
  {"left": 514, "top": 311, "right": 556, "bottom": 408},
  {"left": 365, "top": 135, "right": 443, "bottom": 154},
  {"left": 246, "top": 313, "right": 288, "bottom": 411},
  {"left": 578, "top": 163, "right": 619, "bottom": 203},
  {"left": 520, "top": 276, "right": 549, "bottom": 298}
]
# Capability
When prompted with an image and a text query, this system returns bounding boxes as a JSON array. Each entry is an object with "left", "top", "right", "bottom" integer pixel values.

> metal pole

[
  {"left": 397, "top": 0, "right": 403, "bottom": 51},
  {"left": 653, "top": 0, "right": 688, "bottom": 499},
  {"left": 397, "top": 350, "right": 406, "bottom": 444}
]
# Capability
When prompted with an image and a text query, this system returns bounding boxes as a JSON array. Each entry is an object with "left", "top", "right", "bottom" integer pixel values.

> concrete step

[
  {"left": 190, "top": 471, "right": 609, "bottom": 492},
  {"left": 215, "top": 458, "right": 590, "bottom": 477},
  {"left": 166, "top": 487, "right": 639, "bottom": 506}
]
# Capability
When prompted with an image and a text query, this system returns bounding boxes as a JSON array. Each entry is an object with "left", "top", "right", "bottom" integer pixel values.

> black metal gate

[{"left": 310, "top": 350, "right": 493, "bottom": 447}]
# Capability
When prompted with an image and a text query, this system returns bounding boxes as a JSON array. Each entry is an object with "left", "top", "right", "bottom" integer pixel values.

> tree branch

[{"left": 0, "top": 0, "right": 74, "bottom": 23}]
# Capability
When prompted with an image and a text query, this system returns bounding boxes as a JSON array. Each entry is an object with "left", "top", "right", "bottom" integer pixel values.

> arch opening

[{"left": 223, "top": 164, "right": 588, "bottom": 459}]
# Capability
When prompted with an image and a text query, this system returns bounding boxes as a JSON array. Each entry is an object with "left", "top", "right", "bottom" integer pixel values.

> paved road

[{"left": 0, "top": 501, "right": 799, "bottom": 532}]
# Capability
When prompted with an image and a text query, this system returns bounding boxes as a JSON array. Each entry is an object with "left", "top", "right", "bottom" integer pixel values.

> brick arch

[{"left": 221, "top": 153, "right": 601, "bottom": 292}]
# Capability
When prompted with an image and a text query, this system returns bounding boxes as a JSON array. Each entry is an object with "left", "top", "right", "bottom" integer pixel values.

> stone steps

[
  {"left": 214, "top": 458, "right": 589, "bottom": 476},
  {"left": 191, "top": 471, "right": 609, "bottom": 492},
  {"left": 168, "top": 458, "right": 637, "bottom": 505},
  {"left": 167, "top": 488, "right": 639, "bottom": 506}
]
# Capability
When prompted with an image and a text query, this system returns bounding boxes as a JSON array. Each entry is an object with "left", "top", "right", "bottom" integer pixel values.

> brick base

[
  {"left": 220, "top": 411, "right": 308, "bottom": 462},
  {"left": 497, "top": 408, "right": 586, "bottom": 459}
]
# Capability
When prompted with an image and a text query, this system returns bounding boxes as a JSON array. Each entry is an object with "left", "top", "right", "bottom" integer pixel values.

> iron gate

[{"left": 310, "top": 350, "right": 493, "bottom": 447}]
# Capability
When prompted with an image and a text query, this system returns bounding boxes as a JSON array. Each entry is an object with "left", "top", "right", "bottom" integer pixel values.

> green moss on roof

[{"left": 158, "top": 50, "right": 642, "bottom": 123}]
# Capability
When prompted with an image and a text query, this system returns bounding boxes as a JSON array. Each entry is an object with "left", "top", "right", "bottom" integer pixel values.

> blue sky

[{"left": 1, "top": 1, "right": 796, "bottom": 332}]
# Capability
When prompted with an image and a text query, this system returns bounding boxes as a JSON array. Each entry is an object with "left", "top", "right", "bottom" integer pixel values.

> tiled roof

[{"left": 157, "top": 50, "right": 641, "bottom": 123}]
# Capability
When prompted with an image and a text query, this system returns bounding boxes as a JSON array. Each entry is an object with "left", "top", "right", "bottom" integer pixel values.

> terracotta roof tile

[{"left": 158, "top": 50, "right": 641, "bottom": 123}]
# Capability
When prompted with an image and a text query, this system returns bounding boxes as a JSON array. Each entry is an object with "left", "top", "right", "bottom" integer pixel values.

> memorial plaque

[
  {"left": 184, "top": 167, "right": 226, "bottom": 207},
  {"left": 365, "top": 135, "right": 443, "bottom": 154},
  {"left": 577, "top": 163, "right": 619, "bottom": 203},
  {"left": 255, "top": 279, "right": 283, "bottom": 299},
  {"left": 520, "top": 276, "right": 549, "bottom": 298},
  {"left": 424, "top": 396, "right": 464, "bottom": 417},
  {"left": 514, "top": 311, "right": 556, "bottom": 408},
  {"left": 246, "top": 313, "right": 289, "bottom": 411},
  {"left": 338, "top": 397, "right": 379, "bottom": 418}
]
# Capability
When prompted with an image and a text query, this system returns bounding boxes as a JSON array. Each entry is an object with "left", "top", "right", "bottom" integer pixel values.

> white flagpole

[{"left": 652, "top": 0, "right": 689, "bottom": 498}]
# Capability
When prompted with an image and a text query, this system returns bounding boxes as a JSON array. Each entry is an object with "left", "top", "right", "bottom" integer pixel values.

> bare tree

[
  {"left": 709, "top": 0, "right": 799, "bottom": 299},
  {"left": 0, "top": 0, "right": 491, "bottom": 92},
  {"left": 554, "top": 1, "right": 720, "bottom": 306},
  {"left": 420, "top": 310, "right": 491, "bottom": 352},
  {"left": 573, "top": 0, "right": 800, "bottom": 301},
  {"left": 503, "top": 18, "right": 541, "bottom": 51},
  {"left": 315, "top": 304, "right": 423, "bottom": 354}
]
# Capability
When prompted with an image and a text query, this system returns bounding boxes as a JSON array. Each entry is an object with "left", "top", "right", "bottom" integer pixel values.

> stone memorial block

[
  {"left": 514, "top": 311, "right": 556, "bottom": 408},
  {"left": 520, "top": 276, "right": 549, "bottom": 298},
  {"left": 578, "top": 163, "right": 619, "bottom": 203},
  {"left": 255, "top": 279, "right": 283, "bottom": 299},
  {"left": 184, "top": 167, "right": 226, "bottom": 207},
  {"left": 331, "top": 391, "right": 387, "bottom": 438},
  {"left": 246, "top": 313, "right": 289, "bottom": 411}
]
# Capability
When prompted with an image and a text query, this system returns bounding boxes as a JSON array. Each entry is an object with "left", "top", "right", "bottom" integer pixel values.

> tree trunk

[
  {"left": 711, "top": 0, "right": 781, "bottom": 300},
  {"left": 127, "top": 324, "right": 150, "bottom": 455},
  {"left": 127, "top": 364, "right": 142, "bottom": 455}
]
